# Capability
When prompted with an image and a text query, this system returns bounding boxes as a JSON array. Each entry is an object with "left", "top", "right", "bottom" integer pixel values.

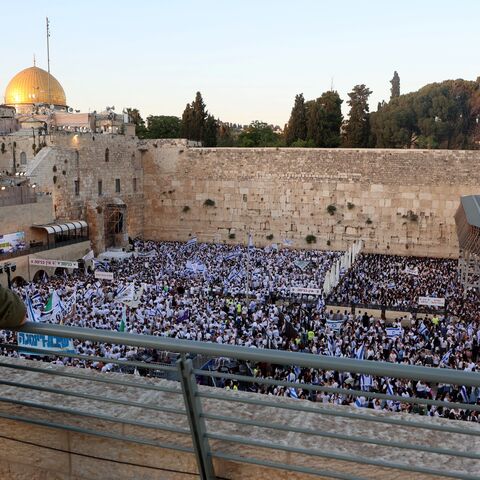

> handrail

[{"left": 18, "top": 322, "right": 480, "bottom": 387}]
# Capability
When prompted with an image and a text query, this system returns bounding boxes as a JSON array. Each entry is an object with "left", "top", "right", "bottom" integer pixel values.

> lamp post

[{"left": 0, "top": 263, "right": 17, "bottom": 289}]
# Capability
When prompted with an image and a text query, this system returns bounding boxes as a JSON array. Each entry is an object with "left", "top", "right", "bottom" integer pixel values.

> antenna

[
  {"left": 330, "top": 77, "right": 334, "bottom": 91},
  {"left": 33, "top": 53, "right": 36, "bottom": 66},
  {"left": 46, "top": 17, "right": 51, "bottom": 106}
]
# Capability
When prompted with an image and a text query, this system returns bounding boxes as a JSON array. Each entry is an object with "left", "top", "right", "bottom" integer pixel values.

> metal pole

[
  {"left": 177, "top": 355, "right": 216, "bottom": 480},
  {"left": 46, "top": 17, "right": 51, "bottom": 106}
]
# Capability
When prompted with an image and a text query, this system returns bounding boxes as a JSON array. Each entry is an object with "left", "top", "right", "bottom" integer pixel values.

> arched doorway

[
  {"left": 11, "top": 276, "right": 27, "bottom": 287},
  {"left": 54, "top": 267, "right": 67, "bottom": 278},
  {"left": 105, "top": 199, "right": 127, "bottom": 248},
  {"left": 33, "top": 270, "right": 48, "bottom": 283}
]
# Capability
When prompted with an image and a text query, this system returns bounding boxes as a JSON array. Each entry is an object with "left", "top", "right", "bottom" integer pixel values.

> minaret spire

[
  {"left": 33, "top": 54, "right": 36, "bottom": 66},
  {"left": 46, "top": 17, "right": 51, "bottom": 105}
]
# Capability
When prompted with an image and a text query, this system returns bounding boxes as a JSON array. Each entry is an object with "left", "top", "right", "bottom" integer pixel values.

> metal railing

[{"left": 0, "top": 321, "right": 479, "bottom": 480}]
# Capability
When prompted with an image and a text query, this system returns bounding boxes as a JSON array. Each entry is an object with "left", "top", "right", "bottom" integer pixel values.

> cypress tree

[
  {"left": 342, "top": 84, "right": 372, "bottom": 147},
  {"left": 390, "top": 71, "right": 400, "bottom": 100},
  {"left": 285, "top": 93, "right": 307, "bottom": 146}
]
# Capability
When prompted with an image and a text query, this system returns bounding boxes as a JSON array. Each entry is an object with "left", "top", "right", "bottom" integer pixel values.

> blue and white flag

[
  {"left": 227, "top": 268, "right": 241, "bottom": 283},
  {"left": 92, "top": 259, "right": 110, "bottom": 271},
  {"left": 327, "top": 336, "right": 336, "bottom": 356},
  {"left": 386, "top": 380, "right": 395, "bottom": 407},
  {"left": 185, "top": 237, "right": 197, "bottom": 248},
  {"left": 355, "top": 344, "right": 365, "bottom": 360},
  {"left": 283, "top": 238, "right": 293, "bottom": 247},
  {"left": 288, "top": 388, "right": 299, "bottom": 399},
  {"left": 440, "top": 350, "right": 451, "bottom": 366},
  {"left": 460, "top": 386, "right": 469, "bottom": 404},
  {"left": 360, "top": 374, "right": 373, "bottom": 391},
  {"left": 386, "top": 327, "right": 402, "bottom": 338},
  {"left": 326, "top": 319, "right": 343, "bottom": 332},
  {"left": 418, "top": 323, "right": 428, "bottom": 336},
  {"left": 248, "top": 234, "right": 254, "bottom": 250},
  {"left": 31, "top": 293, "right": 43, "bottom": 311},
  {"left": 114, "top": 283, "right": 135, "bottom": 303},
  {"left": 25, "top": 296, "right": 41, "bottom": 323},
  {"left": 225, "top": 251, "right": 240, "bottom": 261},
  {"left": 354, "top": 396, "right": 366, "bottom": 408},
  {"left": 316, "top": 296, "right": 325, "bottom": 312}
]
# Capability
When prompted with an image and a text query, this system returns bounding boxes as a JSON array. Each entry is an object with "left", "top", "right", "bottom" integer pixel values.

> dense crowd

[{"left": 4, "top": 240, "right": 480, "bottom": 422}]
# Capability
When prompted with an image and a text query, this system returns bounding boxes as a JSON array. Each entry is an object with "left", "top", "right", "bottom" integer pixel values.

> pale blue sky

[{"left": 2, "top": 0, "right": 479, "bottom": 125}]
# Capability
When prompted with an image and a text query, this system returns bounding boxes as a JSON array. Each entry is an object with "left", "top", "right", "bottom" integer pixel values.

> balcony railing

[{"left": 0, "top": 321, "right": 479, "bottom": 480}]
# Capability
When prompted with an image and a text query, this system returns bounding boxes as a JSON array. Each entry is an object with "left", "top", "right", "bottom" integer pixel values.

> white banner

[
  {"left": 326, "top": 319, "right": 343, "bottom": 332},
  {"left": 290, "top": 287, "right": 323, "bottom": 296},
  {"left": 405, "top": 266, "right": 419, "bottom": 276},
  {"left": 418, "top": 296, "right": 445, "bottom": 307},
  {"left": 94, "top": 271, "right": 114, "bottom": 281},
  {"left": 17, "top": 332, "right": 75, "bottom": 355},
  {"left": 29, "top": 258, "right": 79, "bottom": 269}
]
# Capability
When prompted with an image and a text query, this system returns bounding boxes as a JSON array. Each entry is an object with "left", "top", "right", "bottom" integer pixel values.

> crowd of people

[{"left": 4, "top": 239, "right": 480, "bottom": 422}]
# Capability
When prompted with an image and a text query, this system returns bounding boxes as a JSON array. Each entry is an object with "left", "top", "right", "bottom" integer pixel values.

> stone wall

[{"left": 143, "top": 147, "right": 480, "bottom": 257}]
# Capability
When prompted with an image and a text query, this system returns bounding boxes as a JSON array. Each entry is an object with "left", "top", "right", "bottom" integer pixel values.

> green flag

[{"left": 119, "top": 306, "right": 126, "bottom": 332}]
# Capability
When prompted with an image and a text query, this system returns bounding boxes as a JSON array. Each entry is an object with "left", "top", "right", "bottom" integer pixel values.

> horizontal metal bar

[
  {"left": 207, "top": 433, "right": 479, "bottom": 480},
  {"left": 198, "top": 390, "right": 480, "bottom": 437},
  {"left": 17, "top": 322, "right": 480, "bottom": 387},
  {"left": 0, "top": 410, "right": 194, "bottom": 454},
  {"left": 0, "top": 396, "right": 190, "bottom": 436},
  {"left": 0, "top": 361, "right": 182, "bottom": 395},
  {"left": 194, "top": 368, "right": 480, "bottom": 412},
  {"left": 0, "top": 343, "right": 177, "bottom": 373},
  {"left": 0, "top": 379, "right": 185, "bottom": 417},
  {"left": 212, "top": 450, "right": 368, "bottom": 480},
  {"left": 202, "top": 413, "right": 480, "bottom": 460}
]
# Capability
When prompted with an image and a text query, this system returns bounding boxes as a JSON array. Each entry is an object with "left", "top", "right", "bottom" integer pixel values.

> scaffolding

[{"left": 455, "top": 195, "right": 480, "bottom": 294}]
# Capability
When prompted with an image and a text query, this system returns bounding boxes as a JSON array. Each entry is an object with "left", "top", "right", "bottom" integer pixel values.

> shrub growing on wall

[
  {"left": 327, "top": 204, "right": 337, "bottom": 215},
  {"left": 204, "top": 199, "right": 215, "bottom": 207},
  {"left": 266, "top": 234, "right": 274, "bottom": 240},
  {"left": 306, "top": 234, "right": 317, "bottom": 244}
]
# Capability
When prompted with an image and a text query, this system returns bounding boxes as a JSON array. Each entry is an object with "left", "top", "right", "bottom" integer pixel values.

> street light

[{"left": 0, "top": 263, "right": 17, "bottom": 289}]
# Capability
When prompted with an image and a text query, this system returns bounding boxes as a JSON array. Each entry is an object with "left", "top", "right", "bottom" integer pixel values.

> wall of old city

[
  {"left": 143, "top": 146, "right": 480, "bottom": 257},
  {"left": 25, "top": 133, "right": 145, "bottom": 252}
]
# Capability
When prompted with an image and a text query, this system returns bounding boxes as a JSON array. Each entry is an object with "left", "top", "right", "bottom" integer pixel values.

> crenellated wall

[{"left": 142, "top": 147, "right": 480, "bottom": 257}]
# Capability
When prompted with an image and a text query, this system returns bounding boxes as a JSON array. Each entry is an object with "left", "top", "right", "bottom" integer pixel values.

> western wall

[
  {"left": 5, "top": 131, "right": 480, "bottom": 258},
  {"left": 143, "top": 146, "right": 480, "bottom": 258}
]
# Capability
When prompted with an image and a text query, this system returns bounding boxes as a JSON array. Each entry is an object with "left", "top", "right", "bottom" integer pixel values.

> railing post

[{"left": 177, "top": 354, "right": 216, "bottom": 480}]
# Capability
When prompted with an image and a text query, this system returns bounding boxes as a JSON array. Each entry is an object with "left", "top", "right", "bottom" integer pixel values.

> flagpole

[{"left": 245, "top": 231, "right": 250, "bottom": 303}]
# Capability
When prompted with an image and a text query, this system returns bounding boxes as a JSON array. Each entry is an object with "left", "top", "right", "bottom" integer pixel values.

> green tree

[
  {"left": 145, "top": 115, "right": 181, "bottom": 138},
  {"left": 237, "top": 121, "right": 281, "bottom": 147},
  {"left": 390, "top": 71, "right": 400, "bottom": 100},
  {"left": 126, "top": 108, "right": 147, "bottom": 138},
  {"left": 306, "top": 91, "right": 343, "bottom": 147},
  {"left": 203, "top": 114, "right": 218, "bottom": 147},
  {"left": 342, "top": 84, "right": 373, "bottom": 147},
  {"left": 285, "top": 93, "right": 307, "bottom": 146},
  {"left": 217, "top": 123, "right": 234, "bottom": 146}
]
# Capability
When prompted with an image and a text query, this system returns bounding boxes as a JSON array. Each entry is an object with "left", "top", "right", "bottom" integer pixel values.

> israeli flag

[
  {"left": 418, "top": 323, "right": 428, "bottom": 336},
  {"left": 316, "top": 296, "right": 325, "bottom": 312},
  {"left": 289, "top": 388, "right": 299, "bottom": 399},
  {"left": 227, "top": 268, "right": 241, "bottom": 283},
  {"left": 386, "top": 381, "right": 394, "bottom": 397},
  {"left": 355, "top": 344, "right": 365, "bottom": 360},
  {"left": 186, "top": 237, "right": 197, "bottom": 248},
  {"left": 386, "top": 327, "right": 402, "bottom": 338},
  {"left": 327, "top": 337, "right": 336, "bottom": 356},
  {"left": 25, "top": 296, "right": 41, "bottom": 323},
  {"left": 360, "top": 374, "right": 373, "bottom": 391},
  {"left": 354, "top": 396, "right": 365, "bottom": 408},
  {"left": 31, "top": 293, "right": 43, "bottom": 311},
  {"left": 283, "top": 238, "right": 293, "bottom": 246},
  {"left": 460, "top": 386, "right": 469, "bottom": 404},
  {"left": 225, "top": 251, "right": 239, "bottom": 261},
  {"left": 326, "top": 319, "right": 342, "bottom": 332},
  {"left": 440, "top": 350, "right": 451, "bottom": 366}
]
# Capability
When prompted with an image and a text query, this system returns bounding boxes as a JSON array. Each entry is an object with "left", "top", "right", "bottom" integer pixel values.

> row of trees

[{"left": 128, "top": 73, "right": 480, "bottom": 149}]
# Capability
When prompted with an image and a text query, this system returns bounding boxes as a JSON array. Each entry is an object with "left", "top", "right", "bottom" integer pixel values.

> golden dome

[{"left": 4, "top": 66, "right": 66, "bottom": 107}]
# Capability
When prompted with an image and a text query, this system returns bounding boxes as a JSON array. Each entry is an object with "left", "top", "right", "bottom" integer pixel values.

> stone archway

[
  {"left": 11, "top": 276, "right": 27, "bottom": 287},
  {"left": 33, "top": 270, "right": 48, "bottom": 283},
  {"left": 104, "top": 198, "right": 128, "bottom": 249}
]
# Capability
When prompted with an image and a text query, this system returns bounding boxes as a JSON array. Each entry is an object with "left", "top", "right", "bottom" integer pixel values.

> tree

[
  {"left": 285, "top": 94, "right": 307, "bottom": 146},
  {"left": 180, "top": 92, "right": 217, "bottom": 146},
  {"left": 390, "top": 71, "right": 400, "bottom": 100},
  {"left": 342, "top": 85, "right": 373, "bottom": 147},
  {"left": 145, "top": 116, "right": 181, "bottom": 138},
  {"left": 126, "top": 108, "right": 147, "bottom": 138},
  {"left": 217, "top": 123, "right": 234, "bottom": 147},
  {"left": 237, "top": 121, "right": 281, "bottom": 147},
  {"left": 203, "top": 114, "right": 218, "bottom": 147},
  {"left": 306, "top": 91, "right": 343, "bottom": 147}
]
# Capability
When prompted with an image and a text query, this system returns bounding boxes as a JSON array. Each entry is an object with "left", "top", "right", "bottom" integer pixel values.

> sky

[{"left": 1, "top": 0, "right": 479, "bottom": 126}]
